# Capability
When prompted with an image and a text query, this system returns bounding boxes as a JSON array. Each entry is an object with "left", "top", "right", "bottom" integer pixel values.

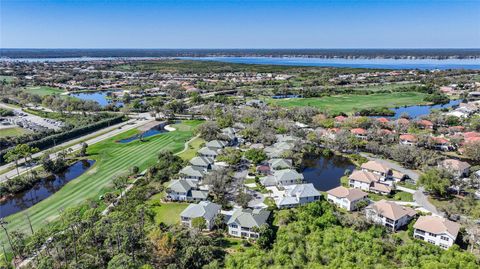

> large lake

[
  {"left": 179, "top": 57, "right": 480, "bottom": 70},
  {"left": 302, "top": 154, "right": 355, "bottom": 191}
]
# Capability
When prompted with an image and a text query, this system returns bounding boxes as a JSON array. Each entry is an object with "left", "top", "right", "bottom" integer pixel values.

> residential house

[
  {"left": 189, "top": 156, "right": 214, "bottom": 171},
  {"left": 179, "top": 165, "right": 206, "bottom": 181},
  {"left": 268, "top": 158, "right": 293, "bottom": 170},
  {"left": 413, "top": 216, "right": 460, "bottom": 249},
  {"left": 399, "top": 134, "right": 417, "bottom": 146},
  {"left": 351, "top": 128, "right": 368, "bottom": 140},
  {"left": 334, "top": 115, "right": 347, "bottom": 123},
  {"left": 365, "top": 200, "right": 417, "bottom": 231},
  {"left": 227, "top": 208, "right": 271, "bottom": 239},
  {"left": 260, "top": 169, "right": 304, "bottom": 187},
  {"left": 439, "top": 159, "right": 471, "bottom": 178},
  {"left": 417, "top": 119, "right": 434, "bottom": 130},
  {"left": 205, "top": 140, "right": 228, "bottom": 150},
  {"left": 349, "top": 170, "right": 392, "bottom": 195},
  {"left": 361, "top": 161, "right": 390, "bottom": 179},
  {"left": 198, "top": 147, "right": 219, "bottom": 159},
  {"left": 275, "top": 183, "right": 321, "bottom": 208},
  {"left": 327, "top": 186, "right": 368, "bottom": 211},
  {"left": 396, "top": 118, "right": 410, "bottom": 126},
  {"left": 431, "top": 137, "right": 453, "bottom": 151},
  {"left": 180, "top": 201, "right": 222, "bottom": 230},
  {"left": 166, "top": 179, "right": 208, "bottom": 201},
  {"left": 376, "top": 117, "right": 390, "bottom": 124}
]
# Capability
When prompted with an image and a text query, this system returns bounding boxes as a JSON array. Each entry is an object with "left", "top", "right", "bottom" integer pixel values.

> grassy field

[
  {"left": 24, "top": 86, "right": 64, "bottom": 96},
  {"left": 0, "top": 126, "right": 30, "bottom": 138},
  {"left": 0, "top": 75, "right": 16, "bottom": 83},
  {"left": 1, "top": 120, "right": 202, "bottom": 243},
  {"left": 150, "top": 202, "right": 190, "bottom": 226},
  {"left": 177, "top": 136, "right": 205, "bottom": 160},
  {"left": 268, "top": 92, "right": 429, "bottom": 114}
]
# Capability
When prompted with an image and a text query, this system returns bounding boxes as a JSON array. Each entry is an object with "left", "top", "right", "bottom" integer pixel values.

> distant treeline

[{"left": 1, "top": 48, "right": 480, "bottom": 59}]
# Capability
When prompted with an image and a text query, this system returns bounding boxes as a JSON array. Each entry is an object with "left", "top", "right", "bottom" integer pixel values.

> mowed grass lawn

[
  {"left": 269, "top": 92, "right": 429, "bottom": 114},
  {"left": 24, "top": 86, "right": 64, "bottom": 96},
  {"left": 2, "top": 120, "right": 202, "bottom": 242},
  {"left": 149, "top": 201, "right": 189, "bottom": 226},
  {"left": 177, "top": 136, "right": 205, "bottom": 161},
  {"left": 0, "top": 127, "right": 30, "bottom": 138}
]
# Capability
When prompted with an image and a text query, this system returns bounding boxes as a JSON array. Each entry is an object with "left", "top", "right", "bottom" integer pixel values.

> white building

[
  {"left": 180, "top": 201, "right": 222, "bottom": 230},
  {"left": 227, "top": 208, "right": 270, "bottom": 239},
  {"left": 365, "top": 200, "right": 416, "bottom": 231},
  {"left": 326, "top": 186, "right": 369, "bottom": 211},
  {"left": 413, "top": 216, "right": 460, "bottom": 249}
]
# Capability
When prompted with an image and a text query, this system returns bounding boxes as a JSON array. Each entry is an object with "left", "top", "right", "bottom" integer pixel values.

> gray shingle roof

[
  {"left": 179, "top": 165, "right": 205, "bottom": 177},
  {"left": 189, "top": 156, "right": 214, "bottom": 167},
  {"left": 269, "top": 159, "right": 293, "bottom": 170},
  {"left": 206, "top": 140, "right": 227, "bottom": 149},
  {"left": 180, "top": 201, "right": 221, "bottom": 220},
  {"left": 274, "top": 169, "right": 304, "bottom": 182},
  {"left": 227, "top": 208, "right": 270, "bottom": 228},
  {"left": 285, "top": 183, "right": 320, "bottom": 198},
  {"left": 167, "top": 179, "right": 197, "bottom": 193},
  {"left": 198, "top": 147, "right": 219, "bottom": 156}
]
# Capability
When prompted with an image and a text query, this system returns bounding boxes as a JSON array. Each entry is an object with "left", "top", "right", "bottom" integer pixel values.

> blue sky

[{"left": 1, "top": 0, "right": 479, "bottom": 48}]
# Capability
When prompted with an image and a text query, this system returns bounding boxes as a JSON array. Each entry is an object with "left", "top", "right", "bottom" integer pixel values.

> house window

[
  {"left": 440, "top": 244, "right": 449, "bottom": 249},
  {"left": 428, "top": 240, "right": 436, "bottom": 244},
  {"left": 428, "top": 233, "right": 436, "bottom": 237},
  {"left": 231, "top": 231, "right": 238, "bottom": 235},
  {"left": 440, "top": 236, "right": 449, "bottom": 241},
  {"left": 241, "top": 232, "right": 248, "bottom": 237},
  {"left": 230, "top": 224, "right": 238, "bottom": 229}
]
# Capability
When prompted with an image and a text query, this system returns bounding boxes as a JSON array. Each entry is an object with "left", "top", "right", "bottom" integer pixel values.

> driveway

[{"left": 361, "top": 153, "right": 442, "bottom": 215}]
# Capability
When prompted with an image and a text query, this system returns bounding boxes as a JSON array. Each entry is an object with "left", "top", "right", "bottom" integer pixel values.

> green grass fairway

[
  {"left": 0, "top": 127, "right": 29, "bottom": 138},
  {"left": 269, "top": 92, "right": 429, "bottom": 114},
  {"left": 24, "top": 86, "right": 64, "bottom": 96},
  {"left": 1, "top": 120, "right": 202, "bottom": 243},
  {"left": 177, "top": 136, "right": 205, "bottom": 160}
]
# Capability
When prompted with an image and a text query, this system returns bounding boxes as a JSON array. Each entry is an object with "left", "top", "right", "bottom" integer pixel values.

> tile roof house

[
  {"left": 334, "top": 115, "right": 347, "bottom": 123},
  {"left": 439, "top": 159, "right": 471, "bottom": 178},
  {"left": 361, "top": 161, "right": 391, "bottom": 178},
  {"left": 396, "top": 118, "right": 410, "bottom": 126},
  {"left": 417, "top": 119, "right": 434, "bottom": 130},
  {"left": 376, "top": 117, "right": 390, "bottom": 124},
  {"left": 413, "top": 216, "right": 460, "bottom": 249},
  {"left": 349, "top": 170, "right": 392, "bottom": 195},
  {"left": 227, "top": 208, "right": 270, "bottom": 239},
  {"left": 275, "top": 183, "right": 321, "bottom": 208},
  {"left": 399, "top": 134, "right": 417, "bottom": 146},
  {"left": 366, "top": 200, "right": 416, "bottom": 231},
  {"left": 180, "top": 201, "right": 221, "bottom": 230},
  {"left": 431, "top": 137, "right": 453, "bottom": 151},
  {"left": 327, "top": 186, "right": 368, "bottom": 211},
  {"left": 351, "top": 128, "right": 368, "bottom": 140}
]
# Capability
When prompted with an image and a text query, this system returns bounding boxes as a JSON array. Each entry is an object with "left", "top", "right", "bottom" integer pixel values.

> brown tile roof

[
  {"left": 369, "top": 200, "right": 417, "bottom": 220},
  {"left": 397, "top": 118, "right": 410, "bottom": 125},
  {"left": 327, "top": 186, "right": 368, "bottom": 202},
  {"left": 335, "top": 115, "right": 347, "bottom": 122},
  {"left": 349, "top": 170, "right": 381, "bottom": 184},
  {"left": 432, "top": 137, "right": 449, "bottom": 144},
  {"left": 361, "top": 161, "right": 391, "bottom": 174},
  {"left": 418, "top": 120, "right": 434, "bottom": 127},
  {"left": 371, "top": 182, "right": 392, "bottom": 194},
  {"left": 351, "top": 128, "right": 367, "bottom": 135},
  {"left": 377, "top": 117, "right": 390, "bottom": 123},
  {"left": 414, "top": 216, "right": 460, "bottom": 238},
  {"left": 400, "top": 134, "right": 417, "bottom": 142}
]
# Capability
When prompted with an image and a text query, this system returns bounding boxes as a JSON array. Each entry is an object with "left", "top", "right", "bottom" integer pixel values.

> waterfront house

[
  {"left": 260, "top": 169, "right": 304, "bottom": 187},
  {"left": 361, "top": 161, "right": 391, "bottom": 179},
  {"left": 349, "top": 170, "right": 392, "bottom": 195},
  {"left": 268, "top": 158, "right": 293, "bottom": 170},
  {"left": 327, "top": 186, "right": 368, "bottom": 211},
  {"left": 413, "top": 216, "right": 460, "bottom": 249},
  {"left": 275, "top": 183, "right": 321, "bottom": 209},
  {"left": 417, "top": 119, "right": 434, "bottom": 130},
  {"left": 227, "top": 208, "right": 270, "bottom": 239},
  {"left": 351, "top": 128, "right": 368, "bottom": 140},
  {"left": 180, "top": 201, "right": 222, "bottom": 230},
  {"left": 365, "top": 200, "right": 416, "bottom": 231}
]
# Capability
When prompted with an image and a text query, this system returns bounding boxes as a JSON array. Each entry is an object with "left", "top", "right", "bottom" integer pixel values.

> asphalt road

[{"left": 0, "top": 117, "right": 154, "bottom": 182}]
